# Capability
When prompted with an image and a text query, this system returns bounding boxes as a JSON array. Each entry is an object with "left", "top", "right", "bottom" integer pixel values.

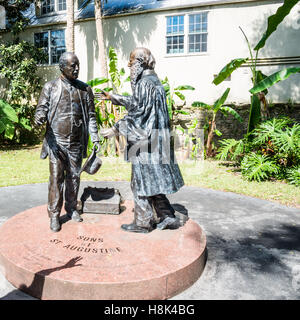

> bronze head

[
  {"left": 128, "top": 48, "right": 156, "bottom": 91},
  {"left": 59, "top": 52, "right": 80, "bottom": 81}
]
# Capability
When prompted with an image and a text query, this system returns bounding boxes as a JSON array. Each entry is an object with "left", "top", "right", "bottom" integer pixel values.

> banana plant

[
  {"left": 0, "top": 99, "right": 31, "bottom": 140},
  {"left": 212, "top": 0, "right": 299, "bottom": 134},
  {"left": 161, "top": 77, "right": 195, "bottom": 127},
  {"left": 192, "top": 88, "right": 243, "bottom": 157},
  {"left": 87, "top": 47, "right": 130, "bottom": 156}
]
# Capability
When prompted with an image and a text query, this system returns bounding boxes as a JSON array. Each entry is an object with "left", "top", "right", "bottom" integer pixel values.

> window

[
  {"left": 166, "top": 15, "right": 184, "bottom": 54},
  {"left": 41, "top": 0, "right": 66, "bottom": 15},
  {"left": 166, "top": 12, "right": 208, "bottom": 55},
  {"left": 34, "top": 29, "right": 66, "bottom": 65},
  {"left": 188, "top": 13, "right": 208, "bottom": 53}
]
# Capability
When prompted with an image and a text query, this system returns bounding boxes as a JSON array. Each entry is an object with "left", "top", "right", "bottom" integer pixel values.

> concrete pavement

[{"left": 0, "top": 181, "right": 299, "bottom": 300}]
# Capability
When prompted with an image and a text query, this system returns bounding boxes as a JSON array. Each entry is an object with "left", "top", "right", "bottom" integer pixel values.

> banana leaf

[
  {"left": 120, "top": 68, "right": 125, "bottom": 76},
  {"left": 87, "top": 77, "right": 109, "bottom": 87},
  {"left": 0, "top": 119, "right": 5, "bottom": 134},
  {"left": 19, "top": 117, "right": 32, "bottom": 131},
  {"left": 213, "top": 88, "right": 230, "bottom": 112},
  {"left": 220, "top": 106, "right": 243, "bottom": 122},
  {"left": 191, "top": 101, "right": 211, "bottom": 109},
  {"left": 213, "top": 58, "right": 248, "bottom": 85},
  {"left": 254, "top": 70, "right": 268, "bottom": 95},
  {"left": 250, "top": 67, "right": 300, "bottom": 94},
  {"left": 214, "top": 129, "right": 222, "bottom": 136},
  {"left": 254, "top": 0, "right": 299, "bottom": 51},
  {"left": 174, "top": 85, "right": 195, "bottom": 91},
  {"left": 0, "top": 99, "right": 18, "bottom": 123},
  {"left": 174, "top": 91, "right": 186, "bottom": 101},
  {"left": 247, "top": 94, "right": 261, "bottom": 134},
  {"left": 174, "top": 110, "right": 190, "bottom": 115},
  {"left": 4, "top": 121, "right": 15, "bottom": 140}
]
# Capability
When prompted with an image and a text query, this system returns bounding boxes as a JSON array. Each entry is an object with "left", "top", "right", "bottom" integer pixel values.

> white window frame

[
  {"left": 34, "top": 28, "right": 66, "bottom": 66},
  {"left": 41, "top": 0, "right": 67, "bottom": 16},
  {"left": 165, "top": 11, "right": 209, "bottom": 57}
]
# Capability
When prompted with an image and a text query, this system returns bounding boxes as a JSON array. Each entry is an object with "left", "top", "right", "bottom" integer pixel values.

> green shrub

[
  {"left": 216, "top": 117, "right": 300, "bottom": 185},
  {"left": 286, "top": 167, "right": 300, "bottom": 187},
  {"left": 241, "top": 153, "right": 279, "bottom": 182}
]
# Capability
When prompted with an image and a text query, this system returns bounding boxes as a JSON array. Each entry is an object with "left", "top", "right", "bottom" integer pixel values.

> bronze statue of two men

[{"left": 35, "top": 48, "right": 184, "bottom": 234}]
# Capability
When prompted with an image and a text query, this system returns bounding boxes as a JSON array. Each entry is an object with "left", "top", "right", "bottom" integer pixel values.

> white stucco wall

[
  {"left": 1, "top": 0, "right": 299, "bottom": 105},
  {"left": 102, "top": 0, "right": 300, "bottom": 105}
]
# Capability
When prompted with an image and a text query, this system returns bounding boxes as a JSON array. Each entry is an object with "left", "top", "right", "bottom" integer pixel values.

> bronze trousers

[{"left": 47, "top": 146, "right": 82, "bottom": 218}]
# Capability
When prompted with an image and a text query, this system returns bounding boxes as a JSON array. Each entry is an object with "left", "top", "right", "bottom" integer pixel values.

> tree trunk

[
  {"left": 66, "top": 0, "right": 75, "bottom": 52},
  {"left": 94, "top": 0, "right": 108, "bottom": 78},
  {"left": 206, "top": 116, "right": 216, "bottom": 157}
]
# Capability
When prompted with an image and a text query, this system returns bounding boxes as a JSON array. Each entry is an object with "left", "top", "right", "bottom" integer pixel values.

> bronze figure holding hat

[{"left": 35, "top": 52, "right": 100, "bottom": 232}]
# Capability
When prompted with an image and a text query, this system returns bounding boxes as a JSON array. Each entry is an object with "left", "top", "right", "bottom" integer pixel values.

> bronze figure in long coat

[{"left": 99, "top": 48, "right": 184, "bottom": 233}]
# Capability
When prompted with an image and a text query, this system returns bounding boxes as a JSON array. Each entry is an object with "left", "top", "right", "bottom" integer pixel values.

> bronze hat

[{"left": 80, "top": 147, "right": 102, "bottom": 175}]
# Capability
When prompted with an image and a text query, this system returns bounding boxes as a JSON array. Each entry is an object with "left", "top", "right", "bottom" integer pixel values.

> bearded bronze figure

[
  {"left": 99, "top": 47, "right": 184, "bottom": 233},
  {"left": 35, "top": 52, "right": 100, "bottom": 232}
]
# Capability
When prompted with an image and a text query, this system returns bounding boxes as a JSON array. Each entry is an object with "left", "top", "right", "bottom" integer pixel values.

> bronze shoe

[
  {"left": 121, "top": 223, "right": 152, "bottom": 233},
  {"left": 50, "top": 217, "right": 61, "bottom": 232},
  {"left": 156, "top": 216, "right": 179, "bottom": 230},
  {"left": 67, "top": 210, "right": 83, "bottom": 222}
]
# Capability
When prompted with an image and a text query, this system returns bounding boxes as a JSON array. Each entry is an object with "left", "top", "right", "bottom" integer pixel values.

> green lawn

[{"left": 0, "top": 145, "right": 299, "bottom": 208}]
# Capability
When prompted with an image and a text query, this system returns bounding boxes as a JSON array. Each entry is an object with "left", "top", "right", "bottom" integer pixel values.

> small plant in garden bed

[
  {"left": 192, "top": 88, "right": 243, "bottom": 157},
  {"left": 216, "top": 117, "right": 300, "bottom": 185}
]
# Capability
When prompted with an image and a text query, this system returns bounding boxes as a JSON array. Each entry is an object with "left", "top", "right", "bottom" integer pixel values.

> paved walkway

[{"left": 0, "top": 181, "right": 299, "bottom": 300}]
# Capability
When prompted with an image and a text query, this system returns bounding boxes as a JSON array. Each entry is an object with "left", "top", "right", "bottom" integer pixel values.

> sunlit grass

[
  {"left": 0, "top": 146, "right": 299, "bottom": 208},
  {"left": 180, "top": 159, "right": 300, "bottom": 208}
]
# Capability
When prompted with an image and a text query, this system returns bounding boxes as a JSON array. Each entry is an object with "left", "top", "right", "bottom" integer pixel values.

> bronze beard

[{"left": 130, "top": 60, "right": 144, "bottom": 92}]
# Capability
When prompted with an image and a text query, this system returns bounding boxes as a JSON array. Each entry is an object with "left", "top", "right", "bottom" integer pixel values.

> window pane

[
  {"left": 41, "top": 0, "right": 55, "bottom": 14},
  {"left": 58, "top": 0, "right": 66, "bottom": 11},
  {"left": 189, "top": 12, "right": 208, "bottom": 33},
  {"left": 78, "top": 0, "right": 86, "bottom": 9},
  {"left": 50, "top": 29, "right": 66, "bottom": 64},
  {"left": 166, "top": 36, "right": 184, "bottom": 54},
  {"left": 166, "top": 15, "right": 184, "bottom": 35},
  {"left": 34, "top": 32, "right": 49, "bottom": 64}
]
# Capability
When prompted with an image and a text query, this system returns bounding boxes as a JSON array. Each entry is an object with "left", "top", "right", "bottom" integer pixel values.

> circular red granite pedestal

[{"left": 0, "top": 201, "right": 206, "bottom": 300}]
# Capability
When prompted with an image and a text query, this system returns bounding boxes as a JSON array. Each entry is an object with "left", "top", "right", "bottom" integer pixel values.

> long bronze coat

[{"left": 110, "top": 69, "right": 184, "bottom": 197}]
